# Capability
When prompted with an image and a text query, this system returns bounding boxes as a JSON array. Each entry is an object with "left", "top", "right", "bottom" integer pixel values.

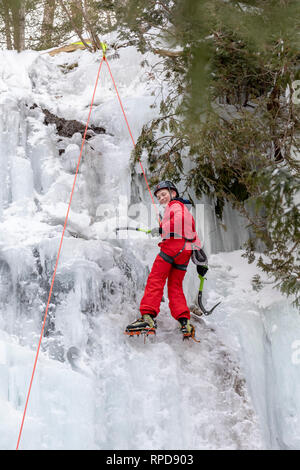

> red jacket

[{"left": 159, "top": 199, "right": 201, "bottom": 254}]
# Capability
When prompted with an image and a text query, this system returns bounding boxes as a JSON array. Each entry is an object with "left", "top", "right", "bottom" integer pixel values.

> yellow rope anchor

[{"left": 101, "top": 42, "right": 107, "bottom": 58}]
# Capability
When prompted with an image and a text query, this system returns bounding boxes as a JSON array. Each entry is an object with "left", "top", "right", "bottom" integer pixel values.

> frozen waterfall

[{"left": 0, "top": 43, "right": 299, "bottom": 450}]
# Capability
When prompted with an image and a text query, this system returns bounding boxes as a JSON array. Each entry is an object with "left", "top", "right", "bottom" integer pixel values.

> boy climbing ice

[{"left": 125, "top": 180, "right": 202, "bottom": 340}]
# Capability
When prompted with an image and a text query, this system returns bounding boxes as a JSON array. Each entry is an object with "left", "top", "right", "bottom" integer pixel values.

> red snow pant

[{"left": 140, "top": 240, "right": 192, "bottom": 321}]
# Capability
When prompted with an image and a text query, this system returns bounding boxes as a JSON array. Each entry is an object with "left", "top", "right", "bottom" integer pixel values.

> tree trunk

[
  {"left": 40, "top": 0, "right": 56, "bottom": 49},
  {"left": 70, "top": 0, "right": 83, "bottom": 36},
  {"left": 267, "top": 82, "right": 284, "bottom": 162},
  {"left": 82, "top": 0, "right": 101, "bottom": 50},
  {"left": 19, "top": 1, "right": 25, "bottom": 51},
  {"left": 154, "top": 48, "right": 183, "bottom": 58},
  {"left": 1, "top": 0, "right": 13, "bottom": 49},
  {"left": 11, "top": 0, "right": 25, "bottom": 52}
]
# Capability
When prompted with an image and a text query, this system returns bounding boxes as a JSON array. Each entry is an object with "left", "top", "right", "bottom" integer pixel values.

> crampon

[
  {"left": 124, "top": 328, "right": 156, "bottom": 343},
  {"left": 125, "top": 328, "right": 156, "bottom": 337},
  {"left": 182, "top": 325, "right": 201, "bottom": 343}
]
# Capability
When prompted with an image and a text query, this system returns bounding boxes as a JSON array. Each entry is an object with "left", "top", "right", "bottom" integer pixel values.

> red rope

[
  {"left": 16, "top": 57, "right": 104, "bottom": 450},
  {"left": 104, "top": 57, "right": 160, "bottom": 221}
]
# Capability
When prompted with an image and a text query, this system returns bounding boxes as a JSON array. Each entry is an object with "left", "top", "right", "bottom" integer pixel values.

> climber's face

[{"left": 156, "top": 189, "right": 176, "bottom": 207}]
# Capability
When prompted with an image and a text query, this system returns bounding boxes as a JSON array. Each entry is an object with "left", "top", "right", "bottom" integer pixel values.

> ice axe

[
  {"left": 115, "top": 226, "right": 151, "bottom": 236},
  {"left": 197, "top": 272, "right": 221, "bottom": 316},
  {"left": 191, "top": 248, "right": 221, "bottom": 316}
]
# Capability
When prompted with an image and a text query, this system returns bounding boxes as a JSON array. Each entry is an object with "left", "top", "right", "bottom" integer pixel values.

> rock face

[{"left": 41, "top": 107, "right": 106, "bottom": 140}]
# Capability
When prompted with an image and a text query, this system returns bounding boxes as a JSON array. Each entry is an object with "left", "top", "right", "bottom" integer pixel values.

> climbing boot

[
  {"left": 178, "top": 318, "right": 195, "bottom": 340},
  {"left": 125, "top": 314, "right": 157, "bottom": 336}
]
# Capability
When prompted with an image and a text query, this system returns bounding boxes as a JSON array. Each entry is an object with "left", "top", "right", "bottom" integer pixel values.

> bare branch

[
  {"left": 57, "top": 0, "right": 93, "bottom": 51},
  {"left": 153, "top": 48, "right": 183, "bottom": 58}
]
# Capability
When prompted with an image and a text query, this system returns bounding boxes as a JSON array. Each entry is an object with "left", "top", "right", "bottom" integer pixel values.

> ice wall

[
  {"left": 0, "top": 48, "right": 152, "bottom": 448},
  {"left": 0, "top": 331, "right": 96, "bottom": 450},
  {"left": 201, "top": 251, "right": 300, "bottom": 450}
]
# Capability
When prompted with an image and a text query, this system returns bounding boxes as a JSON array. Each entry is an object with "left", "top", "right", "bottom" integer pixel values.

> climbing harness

[{"left": 158, "top": 243, "right": 189, "bottom": 272}]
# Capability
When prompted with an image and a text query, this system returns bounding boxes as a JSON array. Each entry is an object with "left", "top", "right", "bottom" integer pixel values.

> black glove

[
  {"left": 197, "top": 265, "right": 208, "bottom": 277},
  {"left": 150, "top": 227, "right": 162, "bottom": 237}
]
